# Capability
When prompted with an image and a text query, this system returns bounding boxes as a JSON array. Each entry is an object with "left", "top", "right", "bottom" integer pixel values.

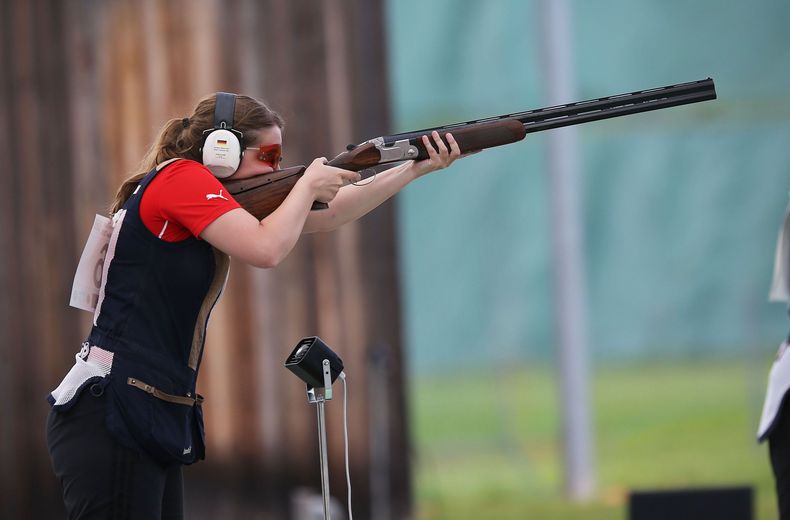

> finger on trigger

[{"left": 343, "top": 170, "right": 362, "bottom": 183}]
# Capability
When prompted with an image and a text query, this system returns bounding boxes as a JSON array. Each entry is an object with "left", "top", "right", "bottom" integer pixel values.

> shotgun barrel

[{"left": 383, "top": 78, "right": 716, "bottom": 144}]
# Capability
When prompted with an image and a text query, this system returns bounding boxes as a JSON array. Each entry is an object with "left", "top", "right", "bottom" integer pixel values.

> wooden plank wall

[{"left": 0, "top": 0, "right": 412, "bottom": 518}]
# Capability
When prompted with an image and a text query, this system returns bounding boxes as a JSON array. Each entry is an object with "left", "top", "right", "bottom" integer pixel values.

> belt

[{"left": 127, "top": 377, "right": 204, "bottom": 406}]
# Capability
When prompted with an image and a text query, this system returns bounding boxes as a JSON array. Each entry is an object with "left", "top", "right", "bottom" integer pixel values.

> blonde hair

[{"left": 110, "top": 93, "right": 284, "bottom": 214}]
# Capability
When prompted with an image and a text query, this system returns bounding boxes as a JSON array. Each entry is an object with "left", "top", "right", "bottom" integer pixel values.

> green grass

[{"left": 411, "top": 359, "right": 776, "bottom": 519}]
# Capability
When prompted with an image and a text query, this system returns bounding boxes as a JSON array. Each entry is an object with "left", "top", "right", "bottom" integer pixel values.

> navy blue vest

[{"left": 90, "top": 161, "right": 229, "bottom": 465}]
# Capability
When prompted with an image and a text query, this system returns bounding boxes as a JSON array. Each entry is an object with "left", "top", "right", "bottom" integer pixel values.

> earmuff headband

[
  {"left": 202, "top": 92, "right": 244, "bottom": 179},
  {"left": 213, "top": 92, "right": 236, "bottom": 130}
]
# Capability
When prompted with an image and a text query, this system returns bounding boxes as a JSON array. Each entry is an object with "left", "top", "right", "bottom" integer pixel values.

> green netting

[{"left": 386, "top": 0, "right": 790, "bottom": 373}]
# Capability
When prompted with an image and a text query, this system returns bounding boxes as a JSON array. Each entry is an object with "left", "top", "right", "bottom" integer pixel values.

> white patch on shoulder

[{"left": 206, "top": 189, "right": 229, "bottom": 201}]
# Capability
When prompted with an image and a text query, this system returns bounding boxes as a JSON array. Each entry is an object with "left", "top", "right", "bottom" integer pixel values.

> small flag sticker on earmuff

[{"left": 217, "top": 140, "right": 227, "bottom": 145}]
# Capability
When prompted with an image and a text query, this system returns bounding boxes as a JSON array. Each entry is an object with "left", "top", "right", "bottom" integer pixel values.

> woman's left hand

[{"left": 409, "top": 131, "right": 463, "bottom": 179}]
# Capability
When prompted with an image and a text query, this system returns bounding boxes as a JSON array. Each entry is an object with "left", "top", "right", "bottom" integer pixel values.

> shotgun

[{"left": 224, "top": 78, "right": 716, "bottom": 220}]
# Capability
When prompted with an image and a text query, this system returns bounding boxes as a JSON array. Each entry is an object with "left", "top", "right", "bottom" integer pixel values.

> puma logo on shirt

[{"left": 205, "top": 189, "right": 228, "bottom": 201}]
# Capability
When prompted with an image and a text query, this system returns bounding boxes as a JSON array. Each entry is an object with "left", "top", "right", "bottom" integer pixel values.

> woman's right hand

[{"left": 303, "top": 158, "right": 362, "bottom": 203}]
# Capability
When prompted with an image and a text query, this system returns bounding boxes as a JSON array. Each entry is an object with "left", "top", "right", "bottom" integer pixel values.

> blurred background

[{"left": 1, "top": 0, "right": 788, "bottom": 518}]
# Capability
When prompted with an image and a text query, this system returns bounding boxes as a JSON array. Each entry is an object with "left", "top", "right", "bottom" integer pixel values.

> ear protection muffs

[{"left": 201, "top": 92, "right": 244, "bottom": 179}]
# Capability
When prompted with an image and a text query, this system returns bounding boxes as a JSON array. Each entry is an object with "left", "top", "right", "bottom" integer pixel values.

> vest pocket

[
  {"left": 105, "top": 372, "right": 205, "bottom": 466},
  {"left": 148, "top": 397, "right": 205, "bottom": 465}
]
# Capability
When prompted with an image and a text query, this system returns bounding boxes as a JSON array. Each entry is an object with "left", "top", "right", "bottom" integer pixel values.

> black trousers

[
  {"left": 771, "top": 401, "right": 790, "bottom": 520},
  {"left": 46, "top": 386, "right": 184, "bottom": 520}
]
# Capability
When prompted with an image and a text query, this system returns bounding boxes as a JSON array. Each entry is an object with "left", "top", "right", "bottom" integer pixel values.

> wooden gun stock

[{"left": 222, "top": 165, "right": 328, "bottom": 220}]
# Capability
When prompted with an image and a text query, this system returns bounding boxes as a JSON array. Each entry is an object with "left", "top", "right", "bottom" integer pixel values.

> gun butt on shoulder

[{"left": 221, "top": 165, "right": 328, "bottom": 220}]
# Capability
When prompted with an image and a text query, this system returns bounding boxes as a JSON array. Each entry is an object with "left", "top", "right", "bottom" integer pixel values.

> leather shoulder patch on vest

[{"left": 189, "top": 248, "right": 230, "bottom": 369}]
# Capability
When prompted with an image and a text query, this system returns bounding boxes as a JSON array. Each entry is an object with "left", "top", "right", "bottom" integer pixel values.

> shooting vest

[{"left": 49, "top": 161, "right": 230, "bottom": 465}]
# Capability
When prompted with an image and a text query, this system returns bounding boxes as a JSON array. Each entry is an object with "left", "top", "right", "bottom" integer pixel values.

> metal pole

[
  {"left": 539, "top": 0, "right": 596, "bottom": 500},
  {"left": 316, "top": 399, "right": 332, "bottom": 520}
]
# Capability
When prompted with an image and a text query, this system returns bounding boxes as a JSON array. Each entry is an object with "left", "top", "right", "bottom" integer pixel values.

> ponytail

[{"left": 110, "top": 93, "right": 284, "bottom": 214}]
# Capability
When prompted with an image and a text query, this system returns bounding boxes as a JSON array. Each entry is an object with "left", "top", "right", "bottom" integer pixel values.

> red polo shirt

[{"left": 139, "top": 160, "right": 241, "bottom": 242}]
